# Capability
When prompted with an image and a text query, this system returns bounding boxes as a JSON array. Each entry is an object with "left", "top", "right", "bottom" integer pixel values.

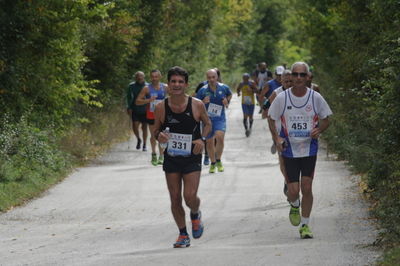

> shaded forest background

[{"left": 1, "top": 0, "right": 399, "bottom": 262}]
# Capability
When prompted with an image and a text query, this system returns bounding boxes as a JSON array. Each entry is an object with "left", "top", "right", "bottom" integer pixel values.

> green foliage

[{"left": 0, "top": 0, "right": 102, "bottom": 128}]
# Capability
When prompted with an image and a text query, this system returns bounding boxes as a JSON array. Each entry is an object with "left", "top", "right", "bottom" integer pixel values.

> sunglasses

[{"left": 291, "top": 72, "right": 308, "bottom": 77}]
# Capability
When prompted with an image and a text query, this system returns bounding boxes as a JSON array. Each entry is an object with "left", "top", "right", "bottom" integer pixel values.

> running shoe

[
  {"left": 289, "top": 206, "right": 301, "bottom": 226},
  {"left": 203, "top": 155, "right": 210, "bottom": 165},
  {"left": 158, "top": 155, "right": 164, "bottom": 165},
  {"left": 271, "top": 143, "right": 276, "bottom": 154},
  {"left": 209, "top": 164, "right": 216, "bottom": 173},
  {"left": 216, "top": 161, "right": 224, "bottom": 172},
  {"left": 191, "top": 211, "right": 204, "bottom": 239},
  {"left": 299, "top": 224, "right": 313, "bottom": 239},
  {"left": 173, "top": 234, "right": 190, "bottom": 248},
  {"left": 142, "top": 145, "right": 147, "bottom": 152},
  {"left": 136, "top": 138, "right": 141, "bottom": 150},
  {"left": 151, "top": 153, "right": 158, "bottom": 166}
]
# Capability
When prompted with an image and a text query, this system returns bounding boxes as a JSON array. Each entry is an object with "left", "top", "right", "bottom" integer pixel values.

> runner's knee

[{"left": 301, "top": 179, "right": 313, "bottom": 195}]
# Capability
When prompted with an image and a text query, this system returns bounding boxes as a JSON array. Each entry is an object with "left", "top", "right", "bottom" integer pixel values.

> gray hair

[
  {"left": 291, "top": 62, "right": 310, "bottom": 73},
  {"left": 282, "top": 69, "right": 292, "bottom": 76},
  {"left": 134, "top": 71, "right": 145, "bottom": 77}
]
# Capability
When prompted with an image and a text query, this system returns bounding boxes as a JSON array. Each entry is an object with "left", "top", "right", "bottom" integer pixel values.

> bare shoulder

[{"left": 191, "top": 96, "right": 204, "bottom": 107}]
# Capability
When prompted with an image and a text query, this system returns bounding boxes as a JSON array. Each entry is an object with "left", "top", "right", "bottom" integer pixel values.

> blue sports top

[
  {"left": 265, "top": 79, "right": 282, "bottom": 98},
  {"left": 196, "top": 82, "right": 232, "bottom": 121}
]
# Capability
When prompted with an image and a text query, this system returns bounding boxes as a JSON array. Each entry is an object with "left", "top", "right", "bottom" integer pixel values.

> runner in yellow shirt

[{"left": 237, "top": 73, "right": 258, "bottom": 137}]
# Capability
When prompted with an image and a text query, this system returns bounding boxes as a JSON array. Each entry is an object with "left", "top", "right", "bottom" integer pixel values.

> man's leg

[
  {"left": 242, "top": 104, "right": 248, "bottom": 131},
  {"left": 206, "top": 137, "right": 216, "bottom": 173},
  {"left": 183, "top": 171, "right": 203, "bottom": 239},
  {"left": 300, "top": 176, "right": 313, "bottom": 218},
  {"left": 132, "top": 120, "right": 141, "bottom": 149},
  {"left": 249, "top": 104, "right": 255, "bottom": 129},
  {"left": 299, "top": 176, "right": 314, "bottom": 239},
  {"left": 183, "top": 171, "right": 201, "bottom": 214},
  {"left": 279, "top": 155, "right": 288, "bottom": 196},
  {"left": 141, "top": 121, "right": 148, "bottom": 151},
  {"left": 215, "top": 131, "right": 225, "bottom": 161},
  {"left": 284, "top": 156, "right": 301, "bottom": 226},
  {"left": 298, "top": 156, "right": 317, "bottom": 238},
  {"left": 165, "top": 173, "right": 185, "bottom": 229},
  {"left": 215, "top": 130, "right": 225, "bottom": 172},
  {"left": 165, "top": 172, "right": 190, "bottom": 247},
  {"left": 149, "top": 124, "right": 158, "bottom": 165},
  {"left": 149, "top": 124, "right": 157, "bottom": 154}
]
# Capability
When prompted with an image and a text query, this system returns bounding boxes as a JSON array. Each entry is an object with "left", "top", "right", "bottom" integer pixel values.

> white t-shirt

[
  {"left": 257, "top": 71, "right": 269, "bottom": 90},
  {"left": 273, "top": 86, "right": 284, "bottom": 96},
  {"left": 268, "top": 87, "right": 333, "bottom": 158}
]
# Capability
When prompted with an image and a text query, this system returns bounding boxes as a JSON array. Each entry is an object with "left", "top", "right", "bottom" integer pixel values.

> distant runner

[
  {"left": 136, "top": 69, "right": 168, "bottom": 165},
  {"left": 126, "top": 71, "right": 148, "bottom": 151},
  {"left": 267, "top": 69, "right": 292, "bottom": 196},
  {"left": 236, "top": 73, "right": 258, "bottom": 137},
  {"left": 193, "top": 68, "right": 222, "bottom": 166},
  {"left": 196, "top": 69, "right": 232, "bottom": 173}
]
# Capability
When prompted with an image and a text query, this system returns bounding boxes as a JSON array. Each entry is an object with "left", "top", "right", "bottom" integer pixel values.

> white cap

[{"left": 275, "top": 66, "right": 285, "bottom": 75}]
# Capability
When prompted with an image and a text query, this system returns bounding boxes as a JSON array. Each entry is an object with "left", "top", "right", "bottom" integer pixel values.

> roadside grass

[
  {"left": 377, "top": 246, "right": 400, "bottom": 266},
  {"left": 0, "top": 105, "right": 131, "bottom": 212}
]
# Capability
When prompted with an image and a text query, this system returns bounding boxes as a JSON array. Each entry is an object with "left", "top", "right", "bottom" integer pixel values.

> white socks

[
  {"left": 290, "top": 198, "right": 300, "bottom": 208},
  {"left": 301, "top": 216, "right": 310, "bottom": 226}
]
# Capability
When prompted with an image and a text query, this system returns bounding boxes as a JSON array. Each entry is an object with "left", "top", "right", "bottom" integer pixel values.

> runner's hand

[
  {"left": 261, "top": 109, "right": 268, "bottom": 119},
  {"left": 311, "top": 128, "right": 321, "bottom": 139},
  {"left": 203, "top": 96, "right": 210, "bottom": 104},
  {"left": 192, "top": 139, "right": 204, "bottom": 155},
  {"left": 149, "top": 96, "right": 157, "bottom": 102},
  {"left": 275, "top": 137, "right": 287, "bottom": 153},
  {"left": 158, "top": 132, "right": 169, "bottom": 144},
  {"left": 222, "top": 97, "right": 229, "bottom": 107}
]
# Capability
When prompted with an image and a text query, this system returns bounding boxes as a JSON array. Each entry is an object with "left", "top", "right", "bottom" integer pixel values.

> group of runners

[{"left": 126, "top": 62, "right": 332, "bottom": 248}]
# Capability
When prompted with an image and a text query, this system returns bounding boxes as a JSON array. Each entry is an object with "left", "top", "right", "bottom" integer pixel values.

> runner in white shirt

[
  {"left": 267, "top": 69, "right": 292, "bottom": 196},
  {"left": 268, "top": 62, "right": 332, "bottom": 239}
]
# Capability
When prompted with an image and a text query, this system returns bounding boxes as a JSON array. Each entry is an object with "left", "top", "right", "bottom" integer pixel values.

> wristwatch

[{"left": 201, "top": 136, "right": 206, "bottom": 142}]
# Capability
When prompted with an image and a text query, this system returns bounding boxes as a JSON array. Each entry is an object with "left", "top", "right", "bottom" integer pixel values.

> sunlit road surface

[{"left": 0, "top": 95, "right": 380, "bottom": 266}]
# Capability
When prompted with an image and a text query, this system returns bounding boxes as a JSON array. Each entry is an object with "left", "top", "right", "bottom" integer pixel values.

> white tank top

[{"left": 280, "top": 89, "right": 319, "bottom": 158}]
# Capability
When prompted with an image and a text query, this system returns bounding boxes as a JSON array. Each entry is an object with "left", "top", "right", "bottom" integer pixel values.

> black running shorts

[
  {"left": 283, "top": 156, "right": 317, "bottom": 183},
  {"left": 132, "top": 111, "right": 147, "bottom": 123},
  {"left": 163, "top": 154, "right": 202, "bottom": 174}
]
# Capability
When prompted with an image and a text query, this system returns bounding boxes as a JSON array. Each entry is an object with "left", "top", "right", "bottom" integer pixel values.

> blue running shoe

[
  {"left": 203, "top": 155, "right": 210, "bottom": 165},
  {"left": 192, "top": 211, "right": 204, "bottom": 239},
  {"left": 173, "top": 234, "right": 190, "bottom": 248}
]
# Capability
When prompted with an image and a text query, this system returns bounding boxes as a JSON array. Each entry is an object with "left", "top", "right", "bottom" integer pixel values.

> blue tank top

[{"left": 265, "top": 79, "right": 282, "bottom": 98}]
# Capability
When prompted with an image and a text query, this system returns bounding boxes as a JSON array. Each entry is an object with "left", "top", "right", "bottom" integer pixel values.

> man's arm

[
  {"left": 192, "top": 99, "right": 211, "bottom": 155},
  {"left": 250, "top": 81, "right": 258, "bottom": 93},
  {"left": 153, "top": 101, "right": 167, "bottom": 143},
  {"left": 268, "top": 116, "right": 286, "bottom": 152},
  {"left": 135, "top": 86, "right": 153, "bottom": 105},
  {"left": 236, "top": 83, "right": 242, "bottom": 96},
  {"left": 268, "top": 91, "right": 277, "bottom": 104},
  {"left": 258, "top": 83, "right": 270, "bottom": 103},
  {"left": 126, "top": 85, "right": 133, "bottom": 115},
  {"left": 311, "top": 117, "right": 329, "bottom": 139}
]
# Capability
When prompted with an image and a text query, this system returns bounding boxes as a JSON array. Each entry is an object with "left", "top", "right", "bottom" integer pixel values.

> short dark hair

[
  {"left": 167, "top": 66, "right": 189, "bottom": 83},
  {"left": 150, "top": 69, "right": 161, "bottom": 75}
]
